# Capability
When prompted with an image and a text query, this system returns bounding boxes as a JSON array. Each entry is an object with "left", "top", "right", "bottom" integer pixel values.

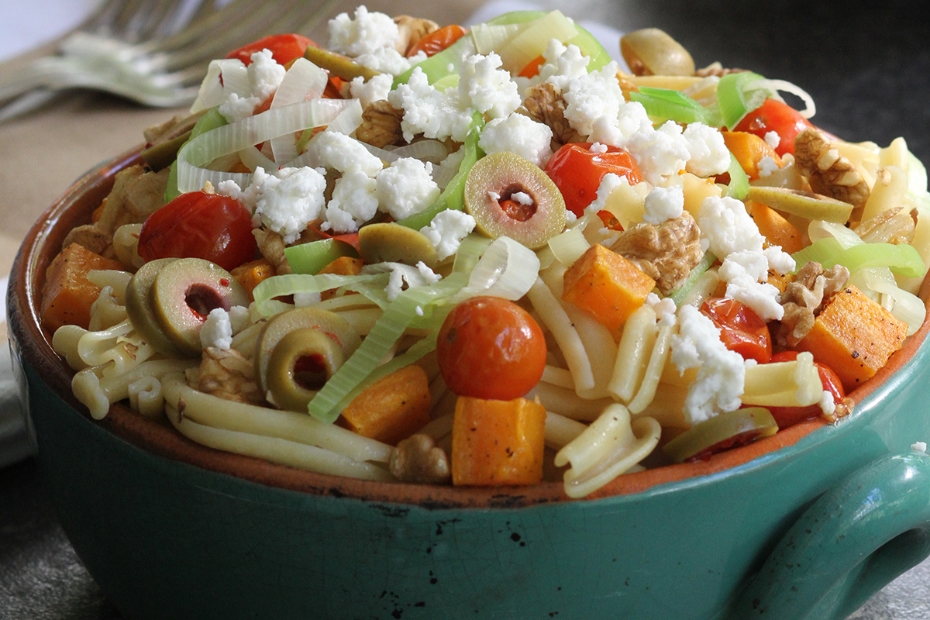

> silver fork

[{"left": 0, "top": 0, "right": 341, "bottom": 121}]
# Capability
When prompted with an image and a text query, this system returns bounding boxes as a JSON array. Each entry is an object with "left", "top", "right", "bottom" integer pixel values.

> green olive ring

[{"left": 265, "top": 328, "right": 347, "bottom": 412}]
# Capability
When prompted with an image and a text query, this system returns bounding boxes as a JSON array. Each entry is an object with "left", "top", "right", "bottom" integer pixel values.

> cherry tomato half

[
  {"left": 138, "top": 191, "right": 257, "bottom": 271},
  {"left": 734, "top": 98, "right": 814, "bottom": 157},
  {"left": 700, "top": 297, "right": 772, "bottom": 364},
  {"left": 545, "top": 143, "right": 642, "bottom": 217},
  {"left": 766, "top": 350, "right": 845, "bottom": 429},
  {"left": 407, "top": 24, "right": 468, "bottom": 58},
  {"left": 437, "top": 296, "right": 546, "bottom": 400},
  {"left": 225, "top": 33, "right": 316, "bottom": 66}
]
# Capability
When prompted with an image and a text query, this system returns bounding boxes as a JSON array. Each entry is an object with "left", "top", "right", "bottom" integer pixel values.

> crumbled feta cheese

[
  {"left": 512, "top": 191, "right": 533, "bottom": 206},
  {"left": 348, "top": 73, "right": 394, "bottom": 107},
  {"left": 253, "top": 167, "right": 327, "bottom": 244},
  {"left": 671, "top": 304, "right": 746, "bottom": 424},
  {"left": 307, "top": 130, "right": 383, "bottom": 177},
  {"left": 763, "top": 245, "right": 796, "bottom": 275},
  {"left": 912, "top": 441, "right": 928, "bottom": 453},
  {"left": 646, "top": 292, "right": 677, "bottom": 327},
  {"left": 355, "top": 47, "right": 424, "bottom": 76},
  {"left": 764, "top": 131, "right": 781, "bottom": 149},
  {"left": 589, "top": 142, "right": 608, "bottom": 154},
  {"left": 584, "top": 173, "right": 626, "bottom": 215},
  {"left": 376, "top": 158, "right": 440, "bottom": 220},
  {"left": 294, "top": 291, "right": 322, "bottom": 307},
  {"left": 327, "top": 6, "right": 399, "bottom": 58},
  {"left": 643, "top": 185, "right": 684, "bottom": 225},
  {"left": 200, "top": 308, "right": 234, "bottom": 350},
  {"left": 718, "top": 250, "right": 784, "bottom": 321},
  {"left": 388, "top": 67, "right": 473, "bottom": 142},
  {"left": 625, "top": 121, "right": 691, "bottom": 186},
  {"left": 458, "top": 52, "right": 521, "bottom": 119},
  {"left": 478, "top": 113, "right": 553, "bottom": 167},
  {"left": 381, "top": 261, "right": 442, "bottom": 301},
  {"left": 757, "top": 155, "right": 780, "bottom": 178},
  {"left": 682, "top": 123, "right": 730, "bottom": 178},
  {"left": 217, "top": 50, "right": 285, "bottom": 122},
  {"left": 588, "top": 101, "right": 654, "bottom": 148},
  {"left": 538, "top": 40, "right": 589, "bottom": 91},
  {"left": 219, "top": 92, "right": 261, "bottom": 123},
  {"left": 562, "top": 61, "right": 623, "bottom": 137},
  {"left": 323, "top": 169, "right": 379, "bottom": 233},
  {"left": 416, "top": 305, "right": 425, "bottom": 317},
  {"left": 698, "top": 195, "right": 765, "bottom": 258},
  {"left": 420, "top": 209, "right": 477, "bottom": 260}
]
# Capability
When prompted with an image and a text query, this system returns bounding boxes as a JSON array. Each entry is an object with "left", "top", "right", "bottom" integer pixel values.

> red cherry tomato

[
  {"left": 138, "top": 192, "right": 257, "bottom": 271},
  {"left": 545, "top": 143, "right": 642, "bottom": 217},
  {"left": 225, "top": 33, "right": 316, "bottom": 66},
  {"left": 734, "top": 98, "right": 814, "bottom": 157},
  {"left": 699, "top": 297, "right": 772, "bottom": 364},
  {"left": 766, "top": 350, "right": 845, "bottom": 429},
  {"left": 407, "top": 24, "right": 468, "bottom": 58},
  {"left": 437, "top": 296, "right": 546, "bottom": 400}
]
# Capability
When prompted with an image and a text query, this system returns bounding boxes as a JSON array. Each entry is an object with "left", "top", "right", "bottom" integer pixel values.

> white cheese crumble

[
  {"left": 355, "top": 47, "right": 426, "bottom": 76},
  {"left": 537, "top": 40, "right": 589, "bottom": 91},
  {"left": 764, "top": 131, "right": 781, "bottom": 149},
  {"left": 625, "top": 121, "right": 691, "bottom": 186},
  {"left": 388, "top": 67, "right": 474, "bottom": 143},
  {"left": 757, "top": 155, "right": 781, "bottom": 178},
  {"left": 682, "top": 123, "right": 731, "bottom": 178},
  {"left": 584, "top": 173, "right": 626, "bottom": 215},
  {"left": 323, "top": 169, "right": 379, "bottom": 233},
  {"left": 511, "top": 191, "right": 534, "bottom": 206},
  {"left": 646, "top": 292, "right": 677, "bottom": 327},
  {"left": 348, "top": 73, "right": 394, "bottom": 107},
  {"left": 378, "top": 261, "right": 442, "bottom": 301},
  {"left": 458, "top": 52, "right": 521, "bottom": 120},
  {"left": 671, "top": 304, "right": 746, "bottom": 424},
  {"left": 327, "top": 6, "right": 399, "bottom": 58},
  {"left": 643, "top": 185, "right": 684, "bottom": 225},
  {"left": 199, "top": 306, "right": 248, "bottom": 350},
  {"left": 217, "top": 50, "right": 286, "bottom": 122},
  {"left": 562, "top": 61, "right": 623, "bottom": 137},
  {"left": 912, "top": 441, "right": 928, "bottom": 453},
  {"left": 306, "top": 130, "right": 384, "bottom": 177},
  {"left": 587, "top": 101, "right": 653, "bottom": 148},
  {"left": 819, "top": 390, "right": 836, "bottom": 416},
  {"left": 478, "top": 113, "right": 553, "bottom": 167},
  {"left": 250, "top": 167, "right": 327, "bottom": 244},
  {"left": 376, "top": 158, "right": 440, "bottom": 220},
  {"left": 420, "top": 209, "right": 477, "bottom": 260}
]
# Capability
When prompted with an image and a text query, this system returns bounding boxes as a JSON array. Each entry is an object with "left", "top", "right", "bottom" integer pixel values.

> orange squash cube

[
  {"left": 722, "top": 131, "right": 782, "bottom": 180},
  {"left": 797, "top": 285, "right": 908, "bottom": 392},
  {"left": 562, "top": 243, "right": 656, "bottom": 340},
  {"left": 746, "top": 200, "right": 804, "bottom": 254},
  {"left": 230, "top": 258, "right": 276, "bottom": 301},
  {"left": 40, "top": 243, "right": 126, "bottom": 332},
  {"left": 451, "top": 395, "right": 546, "bottom": 486},
  {"left": 339, "top": 364, "right": 432, "bottom": 446}
]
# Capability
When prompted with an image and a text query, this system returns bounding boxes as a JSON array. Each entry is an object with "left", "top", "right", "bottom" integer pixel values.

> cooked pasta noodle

[
  {"left": 562, "top": 303, "right": 617, "bottom": 400},
  {"left": 543, "top": 411, "right": 587, "bottom": 450},
  {"left": 161, "top": 374, "right": 393, "bottom": 464},
  {"left": 88, "top": 286, "right": 128, "bottom": 331},
  {"left": 627, "top": 323, "right": 676, "bottom": 414},
  {"left": 73, "top": 359, "right": 197, "bottom": 419},
  {"left": 166, "top": 406, "right": 393, "bottom": 480},
  {"left": 860, "top": 165, "right": 908, "bottom": 223},
  {"left": 609, "top": 304, "right": 658, "bottom": 403},
  {"left": 541, "top": 365, "right": 575, "bottom": 390},
  {"left": 528, "top": 277, "right": 596, "bottom": 394},
  {"left": 128, "top": 376, "right": 165, "bottom": 419},
  {"left": 112, "top": 223, "right": 145, "bottom": 269},
  {"left": 527, "top": 382, "right": 614, "bottom": 422},
  {"left": 555, "top": 403, "right": 661, "bottom": 497}
]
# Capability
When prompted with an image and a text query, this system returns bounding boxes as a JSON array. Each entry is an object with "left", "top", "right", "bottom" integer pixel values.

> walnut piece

[
  {"left": 389, "top": 433, "right": 451, "bottom": 484},
  {"left": 198, "top": 347, "right": 264, "bottom": 405},
  {"left": 794, "top": 128, "right": 871, "bottom": 211},
  {"left": 61, "top": 224, "right": 113, "bottom": 257},
  {"left": 143, "top": 112, "right": 202, "bottom": 146},
  {"left": 610, "top": 211, "right": 704, "bottom": 294},
  {"left": 393, "top": 15, "right": 439, "bottom": 55},
  {"left": 776, "top": 262, "right": 850, "bottom": 347},
  {"left": 520, "top": 81, "right": 584, "bottom": 146},
  {"left": 253, "top": 228, "right": 292, "bottom": 275},
  {"left": 356, "top": 100, "right": 405, "bottom": 148}
]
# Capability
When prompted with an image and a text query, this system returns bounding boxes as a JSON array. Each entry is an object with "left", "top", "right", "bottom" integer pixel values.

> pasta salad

[{"left": 40, "top": 6, "right": 930, "bottom": 498}]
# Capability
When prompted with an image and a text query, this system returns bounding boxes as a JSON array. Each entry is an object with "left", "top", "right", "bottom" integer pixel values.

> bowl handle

[{"left": 731, "top": 450, "right": 930, "bottom": 620}]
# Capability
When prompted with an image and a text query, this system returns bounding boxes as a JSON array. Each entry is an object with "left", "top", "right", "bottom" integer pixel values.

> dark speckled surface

[{"left": 1, "top": 1, "right": 929, "bottom": 619}]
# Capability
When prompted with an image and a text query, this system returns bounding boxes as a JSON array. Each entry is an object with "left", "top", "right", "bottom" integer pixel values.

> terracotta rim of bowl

[{"left": 9, "top": 147, "right": 930, "bottom": 509}]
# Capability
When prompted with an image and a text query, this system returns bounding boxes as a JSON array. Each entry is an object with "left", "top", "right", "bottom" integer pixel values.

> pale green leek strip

[
  {"left": 306, "top": 274, "right": 467, "bottom": 423},
  {"left": 251, "top": 273, "right": 389, "bottom": 316}
]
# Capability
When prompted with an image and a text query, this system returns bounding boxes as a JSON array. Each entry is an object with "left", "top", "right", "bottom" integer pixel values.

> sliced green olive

[
  {"left": 303, "top": 46, "right": 379, "bottom": 81},
  {"left": 358, "top": 222, "right": 438, "bottom": 268},
  {"left": 255, "top": 307, "right": 361, "bottom": 395},
  {"left": 266, "top": 328, "right": 346, "bottom": 412},
  {"left": 747, "top": 186, "right": 854, "bottom": 224},
  {"left": 125, "top": 258, "right": 183, "bottom": 356},
  {"left": 620, "top": 28, "right": 695, "bottom": 77},
  {"left": 151, "top": 258, "right": 249, "bottom": 356},
  {"left": 662, "top": 407, "right": 779, "bottom": 463},
  {"left": 464, "top": 151, "right": 567, "bottom": 249}
]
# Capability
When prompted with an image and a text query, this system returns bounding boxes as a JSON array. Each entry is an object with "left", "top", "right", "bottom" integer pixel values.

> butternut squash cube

[
  {"left": 339, "top": 364, "right": 432, "bottom": 446},
  {"left": 317, "top": 256, "right": 364, "bottom": 300},
  {"left": 797, "top": 285, "right": 908, "bottom": 392},
  {"left": 562, "top": 243, "right": 656, "bottom": 340},
  {"left": 40, "top": 243, "right": 125, "bottom": 332},
  {"left": 230, "top": 258, "right": 276, "bottom": 301},
  {"left": 722, "top": 131, "right": 782, "bottom": 180},
  {"left": 746, "top": 200, "right": 804, "bottom": 254},
  {"left": 451, "top": 395, "right": 546, "bottom": 486}
]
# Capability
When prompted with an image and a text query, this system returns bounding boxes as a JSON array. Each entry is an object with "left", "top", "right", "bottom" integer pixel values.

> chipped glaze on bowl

[{"left": 8, "top": 148, "right": 930, "bottom": 620}]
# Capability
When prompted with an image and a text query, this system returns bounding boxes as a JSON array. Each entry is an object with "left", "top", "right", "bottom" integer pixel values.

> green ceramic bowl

[{"left": 8, "top": 149, "right": 930, "bottom": 620}]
